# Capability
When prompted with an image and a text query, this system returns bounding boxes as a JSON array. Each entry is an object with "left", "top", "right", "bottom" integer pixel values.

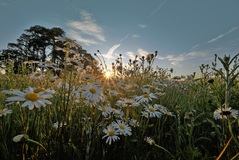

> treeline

[{"left": 0, "top": 25, "right": 95, "bottom": 73}]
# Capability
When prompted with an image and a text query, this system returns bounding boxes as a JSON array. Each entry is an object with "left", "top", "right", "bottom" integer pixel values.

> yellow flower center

[
  {"left": 125, "top": 99, "right": 132, "bottom": 104},
  {"left": 89, "top": 88, "right": 96, "bottom": 94},
  {"left": 119, "top": 125, "right": 125, "bottom": 130},
  {"left": 25, "top": 93, "right": 40, "bottom": 101},
  {"left": 45, "top": 61, "right": 52, "bottom": 65},
  {"left": 34, "top": 73, "right": 41, "bottom": 77},
  {"left": 102, "top": 107, "right": 106, "bottom": 112},
  {"left": 108, "top": 130, "right": 115, "bottom": 136},
  {"left": 63, "top": 47, "right": 70, "bottom": 51},
  {"left": 34, "top": 88, "right": 46, "bottom": 93},
  {"left": 143, "top": 94, "right": 150, "bottom": 98},
  {"left": 66, "top": 38, "right": 73, "bottom": 43},
  {"left": 149, "top": 108, "right": 155, "bottom": 112},
  {"left": 166, "top": 111, "right": 170, "bottom": 115}
]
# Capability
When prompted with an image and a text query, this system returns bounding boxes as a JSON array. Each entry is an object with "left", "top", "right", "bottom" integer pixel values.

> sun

[{"left": 104, "top": 70, "right": 113, "bottom": 79}]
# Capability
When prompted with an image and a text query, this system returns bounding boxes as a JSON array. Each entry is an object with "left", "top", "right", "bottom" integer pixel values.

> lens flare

[{"left": 104, "top": 70, "right": 112, "bottom": 78}]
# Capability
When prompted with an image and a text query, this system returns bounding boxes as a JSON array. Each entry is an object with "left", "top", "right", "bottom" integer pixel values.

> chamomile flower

[
  {"left": 154, "top": 104, "right": 167, "bottom": 113},
  {"left": 214, "top": 107, "right": 239, "bottom": 120},
  {"left": 102, "top": 125, "right": 120, "bottom": 145},
  {"left": 116, "top": 98, "right": 139, "bottom": 107},
  {"left": 129, "top": 118, "right": 140, "bottom": 127},
  {"left": 29, "top": 71, "right": 45, "bottom": 79},
  {"left": 112, "top": 120, "right": 132, "bottom": 136},
  {"left": 141, "top": 111, "right": 149, "bottom": 118},
  {"left": 82, "top": 83, "right": 102, "bottom": 102},
  {"left": 6, "top": 87, "right": 53, "bottom": 110},
  {"left": 164, "top": 110, "right": 175, "bottom": 117},
  {"left": 135, "top": 91, "right": 157, "bottom": 103},
  {"left": 145, "top": 137, "right": 155, "bottom": 145},
  {"left": 0, "top": 108, "right": 12, "bottom": 117},
  {"left": 112, "top": 108, "right": 124, "bottom": 118},
  {"left": 144, "top": 104, "right": 162, "bottom": 118},
  {"left": 98, "top": 106, "right": 112, "bottom": 117}
]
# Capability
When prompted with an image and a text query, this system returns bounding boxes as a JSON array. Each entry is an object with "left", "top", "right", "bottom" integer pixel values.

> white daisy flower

[
  {"left": 129, "top": 118, "right": 140, "bottom": 127},
  {"left": 116, "top": 98, "right": 139, "bottom": 107},
  {"left": 29, "top": 71, "right": 45, "bottom": 79},
  {"left": 135, "top": 92, "right": 157, "bottom": 103},
  {"left": 102, "top": 125, "right": 120, "bottom": 145},
  {"left": 214, "top": 107, "right": 239, "bottom": 120},
  {"left": 144, "top": 104, "right": 162, "bottom": 118},
  {"left": 112, "top": 108, "right": 124, "bottom": 118},
  {"left": 155, "top": 104, "right": 167, "bottom": 113},
  {"left": 112, "top": 120, "right": 132, "bottom": 136},
  {"left": 141, "top": 111, "right": 149, "bottom": 118},
  {"left": 82, "top": 83, "right": 103, "bottom": 102},
  {"left": 98, "top": 106, "right": 112, "bottom": 117},
  {"left": 145, "top": 137, "right": 155, "bottom": 145},
  {"left": 164, "top": 110, "right": 175, "bottom": 117},
  {"left": 6, "top": 87, "right": 53, "bottom": 110},
  {"left": 0, "top": 108, "right": 12, "bottom": 117}
]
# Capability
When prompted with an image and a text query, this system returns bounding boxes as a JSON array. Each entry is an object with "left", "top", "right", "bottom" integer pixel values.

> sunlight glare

[{"left": 104, "top": 70, "right": 112, "bottom": 78}]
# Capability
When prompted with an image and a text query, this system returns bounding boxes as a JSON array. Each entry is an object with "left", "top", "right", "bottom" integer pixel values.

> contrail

[{"left": 148, "top": 0, "right": 169, "bottom": 18}]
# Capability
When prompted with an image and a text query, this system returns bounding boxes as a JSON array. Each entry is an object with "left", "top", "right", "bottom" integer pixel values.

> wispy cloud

[
  {"left": 131, "top": 34, "right": 140, "bottom": 38},
  {"left": 148, "top": 0, "right": 169, "bottom": 17},
  {"left": 208, "top": 26, "right": 239, "bottom": 43},
  {"left": 137, "top": 48, "right": 148, "bottom": 57},
  {"left": 102, "top": 34, "right": 129, "bottom": 60},
  {"left": 126, "top": 51, "right": 136, "bottom": 60},
  {"left": 138, "top": 24, "right": 147, "bottom": 29},
  {"left": 67, "top": 30, "right": 98, "bottom": 46},
  {"left": 66, "top": 10, "right": 105, "bottom": 46},
  {"left": 120, "top": 34, "right": 129, "bottom": 42},
  {"left": 102, "top": 44, "right": 121, "bottom": 60},
  {"left": 157, "top": 51, "right": 209, "bottom": 67}
]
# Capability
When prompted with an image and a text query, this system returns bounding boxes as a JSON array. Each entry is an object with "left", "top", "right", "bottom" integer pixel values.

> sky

[{"left": 1, "top": 0, "right": 239, "bottom": 76}]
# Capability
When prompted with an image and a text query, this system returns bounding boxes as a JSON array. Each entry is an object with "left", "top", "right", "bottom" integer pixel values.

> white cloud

[
  {"left": 139, "top": 24, "right": 147, "bottom": 29},
  {"left": 126, "top": 51, "right": 136, "bottom": 60},
  {"left": 67, "top": 30, "right": 97, "bottom": 46},
  {"left": 157, "top": 51, "right": 209, "bottom": 67},
  {"left": 102, "top": 44, "right": 121, "bottom": 60},
  {"left": 66, "top": 10, "right": 106, "bottom": 46},
  {"left": 131, "top": 34, "right": 140, "bottom": 38},
  {"left": 208, "top": 26, "right": 239, "bottom": 43},
  {"left": 137, "top": 48, "right": 149, "bottom": 57}
]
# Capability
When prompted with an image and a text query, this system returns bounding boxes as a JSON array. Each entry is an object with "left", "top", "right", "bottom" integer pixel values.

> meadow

[{"left": 1, "top": 37, "right": 239, "bottom": 160}]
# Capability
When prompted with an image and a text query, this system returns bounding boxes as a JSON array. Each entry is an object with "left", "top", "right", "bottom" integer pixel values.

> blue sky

[{"left": 1, "top": 0, "right": 239, "bottom": 76}]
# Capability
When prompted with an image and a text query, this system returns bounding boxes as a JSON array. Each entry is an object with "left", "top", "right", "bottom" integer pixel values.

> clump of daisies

[{"left": 102, "top": 120, "right": 133, "bottom": 145}]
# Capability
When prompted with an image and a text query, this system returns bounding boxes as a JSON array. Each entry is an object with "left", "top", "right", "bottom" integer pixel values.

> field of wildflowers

[{"left": 1, "top": 36, "right": 239, "bottom": 160}]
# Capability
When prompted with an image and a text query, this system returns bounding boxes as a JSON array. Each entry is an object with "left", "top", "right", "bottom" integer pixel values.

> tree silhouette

[{"left": 0, "top": 25, "right": 65, "bottom": 63}]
